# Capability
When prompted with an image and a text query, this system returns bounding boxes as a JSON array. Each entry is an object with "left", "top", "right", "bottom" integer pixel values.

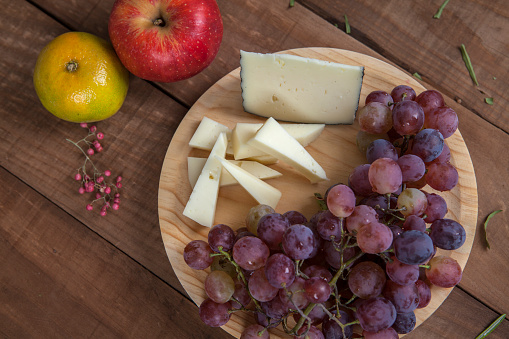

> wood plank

[
  {"left": 0, "top": 167, "right": 230, "bottom": 339},
  {"left": 299, "top": 0, "right": 509, "bottom": 133},
  {"left": 0, "top": 0, "right": 187, "bottom": 292}
]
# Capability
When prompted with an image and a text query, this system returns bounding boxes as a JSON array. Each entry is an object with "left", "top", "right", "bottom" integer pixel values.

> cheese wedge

[
  {"left": 188, "top": 117, "right": 234, "bottom": 155},
  {"left": 232, "top": 122, "right": 325, "bottom": 160},
  {"left": 248, "top": 118, "right": 328, "bottom": 183},
  {"left": 215, "top": 156, "right": 282, "bottom": 209},
  {"left": 187, "top": 157, "right": 282, "bottom": 187},
  {"left": 240, "top": 50, "right": 364, "bottom": 124},
  {"left": 183, "top": 133, "right": 228, "bottom": 227}
]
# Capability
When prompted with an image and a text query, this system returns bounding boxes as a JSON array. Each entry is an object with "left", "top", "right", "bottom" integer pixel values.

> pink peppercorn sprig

[{"left": 67, "top": 123, "right": 123, "bottom": 216}]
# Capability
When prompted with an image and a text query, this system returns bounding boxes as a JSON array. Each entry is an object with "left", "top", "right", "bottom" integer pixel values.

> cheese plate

[{"left": 158, "top": 48, "right": 477, "bottom": 338}]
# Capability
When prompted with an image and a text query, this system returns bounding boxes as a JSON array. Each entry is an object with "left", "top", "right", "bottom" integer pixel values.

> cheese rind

[
  {"left": 248, "top": 117, "right": 328, "bottom": 183},
  {"left": 187, "top": 157, "right": 282, "bottom": 187},
  {"left": 183, "top": 133, "right": 228, "bottom": 227},
  {"left": 240, "top": 50, "right": 364, "bottom": 124},
  {"left": 215, "top": 156, "right": 282, "bottom": 209}
]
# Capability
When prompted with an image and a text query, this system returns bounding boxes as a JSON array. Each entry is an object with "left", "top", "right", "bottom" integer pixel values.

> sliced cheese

[
  {"left": 232, "top": 122, "right": 325, "bottom": 160},
  {"left": 183, "top": 133, "right": 228, "bottom": 227},
  {"left": 215, "top": 156, "right": 282, "bottom": 209},
  {"left": 188, "top": 117, "right": 234, "bottom": 155},
  {"left": 187, "top": 157, "right": 282, "bottom": 188},
  {"left": 248, "top": 117, "right": 328, "bottom": 183},
  {"left": 240, "top": 50, "right": 364, "bottom": 124},
  {"left": 245, "top": 154, "right": 279, "bottom": 165}
]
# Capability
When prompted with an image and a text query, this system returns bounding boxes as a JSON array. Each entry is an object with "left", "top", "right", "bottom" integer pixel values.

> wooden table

[{"left": 1, "top": 1, "right": 508, "bottom": 338}]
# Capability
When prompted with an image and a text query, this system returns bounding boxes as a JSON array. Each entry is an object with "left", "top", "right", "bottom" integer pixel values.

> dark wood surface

[{"left": 1, "top": 0, "right": 507, "bottom": 338}]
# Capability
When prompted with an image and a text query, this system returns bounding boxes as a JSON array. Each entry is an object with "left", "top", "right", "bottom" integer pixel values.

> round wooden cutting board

[{"left": 158, "top": 48, "right": 477, "bottom": 338}]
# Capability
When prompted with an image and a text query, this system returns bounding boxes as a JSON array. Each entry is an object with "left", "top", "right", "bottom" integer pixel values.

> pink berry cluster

[{"left": 68, "top": 123, "right": 124, "bottom": 216}]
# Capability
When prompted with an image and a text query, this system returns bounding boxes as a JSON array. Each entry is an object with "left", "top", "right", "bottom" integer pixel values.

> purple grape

[
  {"left": 257, "top": 213, "right": 290, "bottom": 250},
  {"left": 415, "top": 279, "right": 431, "bottom": 308},
  {"left": 348, "top": 261, "right": 386, "bottom": 299},
  {"left": 248, "top": 268, "right": 279, "bottom": 302},
  {"left": 391, "top": 85, "right": 416, "bottom": 102},
  {"left": 426, "top": 162, "right": 458, "bottom": 191},
  {"left": 198, "top": 298, "right": 231, "bottom": 327},
  {"left": 426, "top": 255, "right": 462, "bottom": 288},
  {"left": 279, "top": 276, "right": 309, "bottom": 310},
  {"left": 397, "top": 154, "right": 425, "bottom": 183},
  {"left": 348, "top": 163, "right": 373, "bottom": 197},
  {"left": 304, "top": 277, "right": 332, "bottom": 303},
  {"left": 402, "top": 215, "right": 426, "bottom": 232},
  {"left": 260, "top": 295, "right": 289, "bottom": 320},
  {"left": 415, "top": 89, "right": 445, "bottom": 116},
  {"left": 423, "top": 193, "right": 448, "bottom": 223},
  {"left": 323, "top": 240, "right": 357, "bottom": 269},
  {"left": 322, "top": 310, "right": 353, "bottom": 339},
  {"left": 231, "top": 279, "right": 251, "bottom": 309},
  {"left": 392, "top": 101, "right": 424, "bottom": 136},
  {"left": 302, "top": 265, "right": 333, "bottom": 282},
  {"left": 366, "top": 139, "right": 399, "bottom": 163},
  {"left": 392, "top": 311, "right": 416, "bottom": 334},
  {"left": 282, "top": 224, "right": 315, "bottom": 260},
  {"left": 382, "top": 280, "right": 419, "bottom": 313},
  {"left": 283, "top": 210, "right": 308, "bottom": 225},
  {"left": 356, "top": 297, "right": 397, "bottom": 333},
  {"left": 366, "top": 90, "right": 394, "bottom": 108},
  {"left": 424, "top": 106, "right": 459, "bottom": 138},
  {"left": 208, "top": 224, "right": 235, "bottom": 252},
  {"left": 326, "top": 184, "right": 356, "bottom": 218},
  {"left": 393, "top": 230, "right": 434, "bottom": 265},
  {"left": 430, "top": 218, "right": 466, "bottom": 250},
  {"left": 265, "top": 253, "right": 296, "bottom": 288},
  {"left": 345, "top": 204, "right": 378, "bottom": 233},
  {"left": 385, "top": 256, "right": 419, "bottom": 286},
  {"left": 241, "top": 324, "right": 269, "bottom": 339},
  {"left": 294, "top": 325, "right": 324, "bottom": 339},
  {"left": 426, "top": 142, "right": 451, "bottom": 165},
  {"left": 368, "top": 158, "right": 403, "bottom": 194},
  {"left": 316, "top": 210, "right": 343, "bottom": 240},
  {"left": 232, "top": 236, "right": 269, "bottom": 271},
  {"left": 357, "top": 222, "right": 393, "bottom": 254},
  {"left": 358, "top": 101, "right": 393, "bottom": 134},
  {"left": 412, "top": 128, "right": 444, "bottom": 162},
  {"left": 183, "top": 240, "right": 214, "bottom": 270}
]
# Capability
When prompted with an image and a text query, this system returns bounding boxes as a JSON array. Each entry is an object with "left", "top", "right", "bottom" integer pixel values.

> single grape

[
  {"left": 392, "top": 311, "right": 416, "bottom": 334},
  {"left": 412, "top": 128, "right": 444, "bottom": 162},
  {"left": 423, "top": 193, "right": 448, "bottom": 223},
  {"left": 393, "top": 230, "right": 434, "bottom": 265},
  {"left": 257, "top": 213, "right": 290, "bottom": 250},
  {"left": 348, "top": 261, "right": 386, "bottom": 299},
  {"left": 415, "top": 279, "right": 431, "bottom": 308},
  {"left": 392, "top": 101, "right": 424, "bottom": 136},
  {"left": 356, "top": 297, "right": 397, "bottom": 333},
  {"left": 232, "top": 236, "right": 270, "bottom": 271},
  {"left": 385, "top": 256, "right": 419, "bottom": 286},
  {"left": 241, "top": 324, "right": 269, "bottom": 339},
  {"left": 426, "top": 255, "right": 462, "bottom": 288},
  {"left": 279, "top": 276, "right": 309, "bottom": 310},
  {"left": 397, "top": 188, "right": 428, "bottom": 217},
  {"left": 391, "top": 85, "right": 416, "bottom": 103},
  {"left": 254, "top": 311, "right": 279, "bottom": 329},
  {"left": 304, "top": 277, "right": 332, "bottom": 303},
  {"left": 345, "top": 204, "right": 378, "bottom": 234},
  {"left": 424, "top": 106, "right": 459, "bottom": 138},
  {"left": 368, "top": 158, "right": 403, "bottom": 194},
  {"left": 316, "top": 210, "right": 343, "bottom": 240},
  {"left": 430, "top": 218, "right": 466, "bottom": 250},
  {"left": 234, "top": 227, "right": 255, "bottom": 243},
  {"left": 363, "top": 327, "right": 399, "bottom": 339},
  {"left": 397, "top": 154, "right": 425, "bottom": 183},
  {"left": 284, "top": 210, "right": 308, "bottom": 225},
  {"left": 261, "top": 295, "right": 290, "bottom": 320},
  {"left": 366, "top": 139, "right": 399, "bottom": 163},
  {"left": 366, "top": 90, "right": 394, "bottom": 108},
  {"left": 358, "top": 101, "right": 393, "bottom": 134},
  {"left": 294, "top": 325, "right": 324, "bottom": 339},
  {"left": 204, "top": 270, "right": 235, "bottom": 304},
  {"left": 402, "top": 215, "right": 427, "bottom": 232},
  {"left": 326, "top": 184, "right": 356, "bottom": 218},
  {"left": 245, "top": 204, "right": 275, "bottom": 235},
  {"left": 389, "top": 224, "right": 403, "bottom": 239},
  {"left": 322, "top": 310, "right": 353, "bottom": 339},
  {"left": 357, "top": 222, "right": 393, "bottom": 254},
  {"left": 360, "top": 194, "right": 389, "bottom": 219},
  {"left": 357, "top": 130, "right": 390, "bottom": 155},
  {"left": 282, "top": 224, "right": 315, "bottom": 260},
  {"left": 426, "top": 142, "right": 451, "bottom": 165},
  {"left": 198, "top": 298, "right": 231, "bottom": 327},
  {"left": 415, "top": 89, "right": 445, "bottom": 116},
  {"left": 231, "top": 279, "right": 252, "bottom": 309},
  {"left": 208, "top": 224, "right": 235, "bottom": 252},
  {"left": 302, "top": 265, "right": 333, "bottom": 282},
  {"left": 382, "top": 280, "right": 419, "bottom": 313},
  {"left": 249, "top": 268, "right": 280, "bottom": 302},
  {"left": 348, "top": 163, "right": 373, "bottom": 197},
  {"left": 265, "top": 253, "right": 296, "bottom": 288},
  {"left": 426, "top": 162, "right": 458, "bottom": 191},
  {"left": 183, "top": 240, "right": 214, "bottom": 270}
]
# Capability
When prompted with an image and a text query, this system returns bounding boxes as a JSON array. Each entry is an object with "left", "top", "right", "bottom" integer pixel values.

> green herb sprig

[
  {"left": 483, "top": 209, "right": 502, "bottom": 249},
  {"left": 475, "top": 314, "right": 506, "bottom": 339},
  {"left": 434, "top": 0, "right": 451, "bottom": 19},
  {"left": 460, "top": 44, "right": 479, "bottom": 86},
  {"left": 344, "top": 15, "right": 351, "bottom": 34}
]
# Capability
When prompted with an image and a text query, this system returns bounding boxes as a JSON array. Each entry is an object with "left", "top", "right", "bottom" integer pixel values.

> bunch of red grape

[{"left": 183, "top": 85, "right": 466, "bottom": 338}]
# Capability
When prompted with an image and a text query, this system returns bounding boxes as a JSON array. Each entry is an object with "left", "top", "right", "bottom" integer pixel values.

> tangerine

[{"left": 33, "top": 32, "right": 129, "bottom": 123}]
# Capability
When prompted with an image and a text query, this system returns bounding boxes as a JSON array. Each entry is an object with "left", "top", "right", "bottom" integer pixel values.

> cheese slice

[
  {"left": 183, "top": 133, "right": 228, "bottom": 227},
  {"left": 248, "top": 117, "right": 328, "bottom": 183},
  {"left": 232, "top": 122, "right": 325, "bottom": 160},
  {"left": 188, "top": 117, "right": 234, "bottom": 155},
  {"left": 187, "top": 157, "right": 282, "bottom": 187},
  {"left": 215, "top": 156, "right": 282, "bottom": 209},
  {"left": 240, "top": 50, "right": 364, "bottom": 124}
]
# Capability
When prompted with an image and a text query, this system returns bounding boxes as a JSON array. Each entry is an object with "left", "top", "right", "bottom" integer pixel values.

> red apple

[{"left": 108, "top": 0, "right": 223, "bottom": 82}]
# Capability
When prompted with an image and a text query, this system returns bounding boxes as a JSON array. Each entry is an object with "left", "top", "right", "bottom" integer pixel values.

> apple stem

[
  {"left": 153, "top": 18, "right": 166, "bottom": 27},
  {"left": 66, "top": 61, "right": 78, "bottom": 73}
]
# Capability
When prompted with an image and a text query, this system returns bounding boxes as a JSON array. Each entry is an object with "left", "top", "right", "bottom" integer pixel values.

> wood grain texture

[
  {"left": 158, "top": 48, "right": 477, "bottom": 338},
  {"left": 300, "top": 0, "right": 509, "bottom": 133},
  {"left": 0, "top": 167, "right": 231, "bottom": 339}
]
